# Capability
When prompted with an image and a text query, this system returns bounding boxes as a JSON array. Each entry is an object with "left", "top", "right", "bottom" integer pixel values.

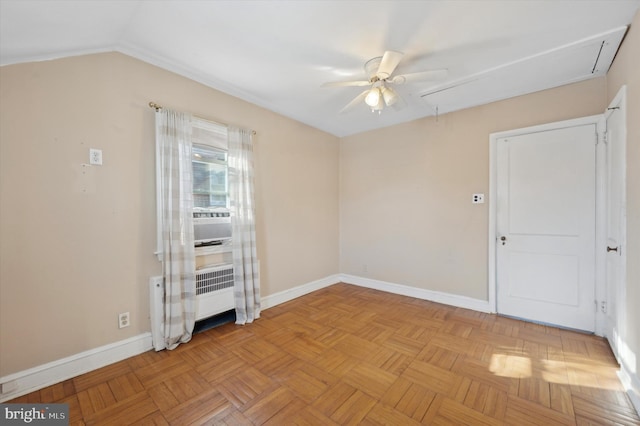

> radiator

[
  {"left": 194, "top": 264, "right": 235, "bottom": 321},
  {"left": 149, "top": 264, "right": 235, "bottom": 351}
]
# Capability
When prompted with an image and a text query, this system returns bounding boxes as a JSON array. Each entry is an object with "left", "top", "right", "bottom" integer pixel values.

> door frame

[
  {"left": 602, "top": 85, "right": 628, "bottom": 351},
  {"left": 488, "top": 114, "right": 607, "bottom": 334}
]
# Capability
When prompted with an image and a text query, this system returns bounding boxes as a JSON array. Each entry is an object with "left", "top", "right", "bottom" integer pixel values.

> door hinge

[
  {"left": 595, "top": 300, "right": 607, "bottom": 313},
  {"left": 598, "top": 131, "right": 607, "bottom": 145}
]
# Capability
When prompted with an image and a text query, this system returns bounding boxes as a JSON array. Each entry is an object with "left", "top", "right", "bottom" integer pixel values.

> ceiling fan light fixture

[
  {"left": 324, "top": 50, "right": 448, "bottom": 115},
  {"left": 381, "top": 86, "right": 398, "bottom": 106},
  {"left": 364, "top": 87, "right": 381, "bottom": 107},
  {"left": 368, "top": 93, "right": 384, "bottom": 113}
]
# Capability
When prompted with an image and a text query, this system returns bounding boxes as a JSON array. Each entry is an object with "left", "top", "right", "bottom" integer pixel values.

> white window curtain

[
  {"left": 228, "top": 127, "right": 261, "bottom": 324},
  {"left": 156, "top": 109, "right": 196, "bottom": 349}
]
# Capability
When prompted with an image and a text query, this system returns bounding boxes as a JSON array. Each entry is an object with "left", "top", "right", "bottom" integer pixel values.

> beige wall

[
  {"left": 0, "top": 52, "right": 340, "bottom": 376},
  {"left": 606, "top": 9, "right": 640, "bottom": 396},
  {"left": 340, "top": 77, "right": 607, "bottom": 300}
]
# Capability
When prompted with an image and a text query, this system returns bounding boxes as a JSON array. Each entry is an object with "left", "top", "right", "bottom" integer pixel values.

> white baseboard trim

[
  {"left": 261, "top": 274, "right": 341, "bottom": 310},
  {"left": 0, "top": 333, "right": 152, "bottom": 403},
  {"left": 260, "top": 274, "right": 493, "bottom": 315},
  {"left": 340, "top": 274, "right": 493, "bottom": 313},
  {"left": 618, "top": 361, "right": 640, "bottom": 416},
  {"left": 606, "top": 333, "right": 640, "bottom": 416},
  {"left": 0, "top": 275, "right": 493, "bottom": 403}
]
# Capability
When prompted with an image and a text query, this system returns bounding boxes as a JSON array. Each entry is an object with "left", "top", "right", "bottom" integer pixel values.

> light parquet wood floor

[{"left": 10, "top": 283, "right": 640, "bottom": 425}]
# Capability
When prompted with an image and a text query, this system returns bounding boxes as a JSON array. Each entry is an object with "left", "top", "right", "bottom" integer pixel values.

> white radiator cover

[
  {"left": 194, "top": 264, "right": 235, "bottom": 321},
  {"left": 149, "top": 264, "right": 235, "bottom": 351}
]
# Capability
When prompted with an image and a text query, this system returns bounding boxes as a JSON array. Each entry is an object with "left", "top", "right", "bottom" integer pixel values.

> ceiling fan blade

[
  {"left": 376, "top": 50, "right": 404, "bottom": 79},
  {"left": 339, "top": 90, "right": 370, "bottom": 114},
  {"left": 390, "top": 95, "right": 407, "bottom": 111},
  {"left": 391, "top": 69, "right": 448, "bottom": 84},
  {"left": 322, "top": 80, "right": 370, "bottom": 88}
]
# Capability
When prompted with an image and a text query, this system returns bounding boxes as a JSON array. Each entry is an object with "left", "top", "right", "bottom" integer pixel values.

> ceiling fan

[{"left": 323, "top": 50, "right": 448, "bottom": 114}]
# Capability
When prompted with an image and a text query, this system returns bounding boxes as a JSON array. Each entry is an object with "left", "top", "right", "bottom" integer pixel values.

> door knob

[
  {"left": 607, "top": 246, "right": 619, "bottom": 253},
  {"left": 500, "top": 236, "right": 507, "bottom": 245}
]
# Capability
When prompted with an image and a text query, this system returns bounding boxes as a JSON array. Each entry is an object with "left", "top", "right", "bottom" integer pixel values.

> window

[
  {"left": 192, "top": 144, "right": 227, "bottom": 208},
  {"left": 191, "top": 118, "right": 229, "bottom": 209},
  {"left": 155, "top": 115, "right": 229, "bottom": 261}
]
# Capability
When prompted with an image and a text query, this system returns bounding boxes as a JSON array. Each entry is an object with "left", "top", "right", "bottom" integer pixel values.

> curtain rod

[{"left": 149, "top": 102, "right": 256, "bottom": 135}]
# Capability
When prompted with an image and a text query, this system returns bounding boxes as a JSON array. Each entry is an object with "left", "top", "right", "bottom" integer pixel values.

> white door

[
  {"left": 496, "top": 124, "right": 597, "bottom": 331},
  {"left": 604, "top": 92, "right": 627, "bottom": 352}
]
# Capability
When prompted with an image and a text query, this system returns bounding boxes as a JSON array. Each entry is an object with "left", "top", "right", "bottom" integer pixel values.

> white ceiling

[{"left": 1, "top": 0, "right": 639, "bottom": 137}]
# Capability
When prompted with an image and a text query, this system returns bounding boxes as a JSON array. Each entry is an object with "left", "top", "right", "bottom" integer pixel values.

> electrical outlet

[
  {"left": 472, "top": 193, "right": 485, "bottom": 204},
  {"left": 118, "top": 312, "right": 130, "bottom": 329},
  {"left": 89, "top": 148, "right": 103, "bottom": 165}
]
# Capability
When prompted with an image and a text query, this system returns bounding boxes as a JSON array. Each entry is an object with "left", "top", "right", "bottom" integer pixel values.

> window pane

[
  {"left": 192, "top": 144, "right": 228, "bottom": 208},
  {"left": 193, "top": 145, "right": 226, "bottom": 163}
]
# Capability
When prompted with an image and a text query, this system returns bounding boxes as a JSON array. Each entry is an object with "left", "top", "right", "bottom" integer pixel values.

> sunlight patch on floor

[
  {"left": 489, "top": 353, "right": 531, "bottom": 378},
  {"left": 489, "top": 352, "right": 624, "bottom": 392}
]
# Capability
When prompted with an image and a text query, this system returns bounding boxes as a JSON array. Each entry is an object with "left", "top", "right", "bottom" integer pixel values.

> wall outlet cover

[{"left": 118, "top": 312, "right": 130, "bottom": 328}]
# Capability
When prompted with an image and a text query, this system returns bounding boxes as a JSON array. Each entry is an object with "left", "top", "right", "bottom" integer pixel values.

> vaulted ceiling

[{"left": 1, "top": 0, "right": 638, "bottom": 137}]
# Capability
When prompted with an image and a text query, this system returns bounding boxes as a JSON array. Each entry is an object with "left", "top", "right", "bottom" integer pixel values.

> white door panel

[
  {"left": 506, "top": 134, "right": 593, "bottom": 236},
  {"left": 497, "top": 124, "right": 597, "bottom": 331},
  {"left": 507, "top": 252, "right": 579, "bottom": 305}
]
